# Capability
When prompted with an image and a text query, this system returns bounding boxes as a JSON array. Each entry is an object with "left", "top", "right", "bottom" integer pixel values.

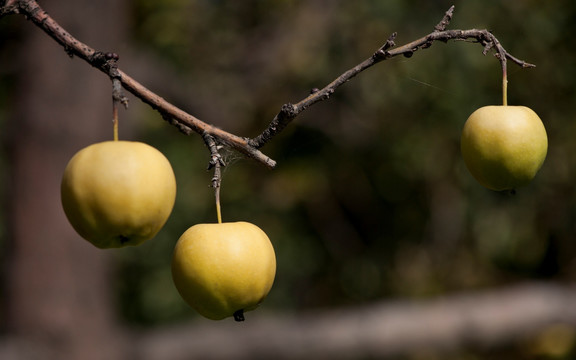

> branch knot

[
  {"left": 373, "top": 32, "right": 397, "bottom": 60},
  {"left": 279, "top": 103, "right": 297, "bottom": 120}
]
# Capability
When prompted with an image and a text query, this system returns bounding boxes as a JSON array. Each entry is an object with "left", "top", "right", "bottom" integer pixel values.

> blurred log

[
  {"left": 131, "top": 282, "right": 576, "bottom": 359},
  {"left": 1, "top": 282, "right": 575, "bottom": 358}
]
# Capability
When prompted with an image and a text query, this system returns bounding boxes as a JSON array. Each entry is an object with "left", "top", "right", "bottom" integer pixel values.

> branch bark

[
  {"left": 2, "top": 0, "right": 277, "bottom": 168},
  {"left": 1, "top": 0, "right": 535, "bottom": 169}
]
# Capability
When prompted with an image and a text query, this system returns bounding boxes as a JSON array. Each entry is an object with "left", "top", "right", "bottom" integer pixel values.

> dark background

[{"left": 1, "top": 0, "right": 575, "bottom": 359}]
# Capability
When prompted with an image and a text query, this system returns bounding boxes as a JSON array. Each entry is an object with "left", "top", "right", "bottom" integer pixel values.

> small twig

[
  {"left": 102, "top": 52, "right": 129, "bottom": 141},
  {"left": 372, "top": 32, "right": 398, "bottom": 60},
  {"left": 434, "top": 5, "right": 455, "bottom": 32},
  {"left": 491, "top": 36, "right": 509, "bottom": 106},
  {"left": 202, "top": 132, "right": 226, "bottom": 224}
]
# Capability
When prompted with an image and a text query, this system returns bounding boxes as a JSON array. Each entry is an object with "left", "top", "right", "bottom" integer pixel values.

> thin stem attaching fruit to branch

[
  {"left": 203, "top": 132, "right": 226, "bottom": 224},
  {"left": 502, "top": 69, "right": 508, "bottom": 106},
  {"left": 107, "top": 52, "right": 127, "bottom": 141},
  {"left": 500, "top": 54, "right": 509, "bottom": 106},
  {"left": 485, "top": 31, "right": 510, "bottom": 107},
  {"left": 112, "top": 101, "right": 119, "bottom": 142},
  {"left": 2, "top": 1, "right": 535, "bottom": 169}
]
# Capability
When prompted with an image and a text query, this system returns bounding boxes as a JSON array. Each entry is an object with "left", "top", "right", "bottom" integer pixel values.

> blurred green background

[
  {"left": 128, "top": 0, "right": 571, "bottom": 315},
  {"left": 1, "top": 0, "right": 575, "bottom": 358},
  {"left": 111, "top": 0, "right": 576, "bottom": 324}
]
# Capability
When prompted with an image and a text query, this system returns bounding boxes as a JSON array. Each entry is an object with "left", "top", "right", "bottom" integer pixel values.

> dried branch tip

[
  {"left": 435, "top": 5, "right": 455, "bottom": 32},
  {"left": 382, "top": 32, "right": 397, "bottom": 50},
  {"left": 374, "top": 32, "right": 397, "bottom": 60}
]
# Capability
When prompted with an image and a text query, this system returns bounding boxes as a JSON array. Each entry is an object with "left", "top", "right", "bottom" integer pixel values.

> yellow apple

[
  {"left": 171, "top": 222, "right": 276, "bottom": 321},
  {"left": 61, "top": 141, "right": 177, "bottom": 248},
  {"left": 461, "top": 105, "right": 547, "bottom": 191}
]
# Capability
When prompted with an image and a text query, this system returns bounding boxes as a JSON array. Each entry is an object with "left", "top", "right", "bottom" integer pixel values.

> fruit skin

[
  {"left": 171, "top": 222, "right": 276, "bottom": 320},
  {"left": 61, "top": 141, "right": 177, "bottom": 248},
  {"left": 461, "top": 105, "right": 547, "bottom": 191}
]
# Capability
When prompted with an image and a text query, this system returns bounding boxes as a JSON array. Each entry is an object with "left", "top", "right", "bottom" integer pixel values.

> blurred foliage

[
  {"left": 3, "top": 0, "right": 576, "bottom": 357},
  {"left": 114, "top": 0, "right": 576, "bottom": 326}
]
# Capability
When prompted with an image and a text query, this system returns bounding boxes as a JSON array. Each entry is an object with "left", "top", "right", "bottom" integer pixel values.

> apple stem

[
  {"left": 500, "top": 51, "right": 508, "bottom": 107},
  {"left": 112, "top": 103, "right": 119, "bottom": 141},
  {"left": 215, "top": 185, "right": 223, "bottom": 224},
  {"left": 502, "top": 71, "right": 508, "bottom": 106}
]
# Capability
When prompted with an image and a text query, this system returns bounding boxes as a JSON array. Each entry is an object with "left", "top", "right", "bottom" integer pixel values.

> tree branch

[
  {"left": 2, "top": 1, "right": 535, "bottom": 169},
  {"left": 248, "top": 9, "right": 535, "bottom": 149},
  {"left": 3, "top": 0, "right": 277, "bottom": 168},
  {"left": 434, "top": 5, "right": 455, "bottom": 32}
]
